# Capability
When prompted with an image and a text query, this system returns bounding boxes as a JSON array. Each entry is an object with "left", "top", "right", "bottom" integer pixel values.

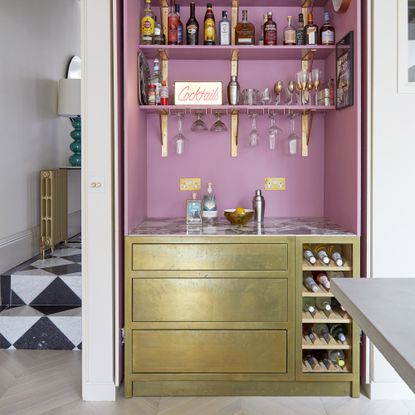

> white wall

[
  {"left": 0, "top": 0, "right": 81, "bottom": 273},
  {"left": 366, "top": 0, "right": 415, "bottom": 399}
]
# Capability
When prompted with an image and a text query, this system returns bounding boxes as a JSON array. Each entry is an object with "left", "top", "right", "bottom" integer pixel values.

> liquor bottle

[
  {"left": 320, "top": 11, "right": 335, "bottom": 45},
  {"left": 304, "top": 245, "right": 317, "bottom": 264},
  {"left": 305, "top": 13, "right": 319, "bottom": 45},
  {"left": 303, "top": 298, "right": 316, "bottom": 315},
  {"left": 186, "top": 2, "right": 199, "bottom": 45},
  {"left": 283, "top": 16, "right": 296, "bottom": 45},
  {"left": 296, "top": 13, "right": 306, "bottom": 45},
  {"left": 330, "top": 324, "right": 347, "bottom": 343},
  {"left": 168, "top": 3, "right": 179, "bottom": 45},
  {"left": 304, "top": 274, "right": 320, "bottom": 293},
  {"left": 219, "top": 11, "right": 231, "bottom": 45},
  {"left": 235, "top": 10, "right": 255, "bottom": 45},
  {"left": 141, "top": 0, "right": 155, "bottom": 45},
  {"left": 314, "top": 272, "right": 330, "bottom": 289},
  {"left": 328, "top": 350, "right": 346, "bottom": 368},
  {"left": 151, "top": 58, "right": 161, "bottom": 105},
  {"left": 315, "top": 246, "right": 330, "bottom": 264},
  {"left": 175, "top": 4, "right": 184, "bottom": 45},
  {"left": 204, "top": 3, "right": 216, "bottom": 45},
  {"left": 264, "top": 12, "right": 277, "bottom": 45},
  {"left": 304, "top": 326, "right": 316, "bottom": 343},
  {"left": 315, "top": 298, "right": 332, "bottom": 313},
  {"left": 305, "top": 354, "right": 318, "bottom": 369},
  {"left": 202, "top": 182, "right": 218, "bottom": 221},
  {"left": 313, "top": 323, "right": 330, "bottom": 343},
  {"left": 160, "top": 80, "right": 169, "bottom": 105},
  {"left": 328, "top": 246, "right": 344, "bottom": 267},
  {"left": 258, "top": 13, "right": 267, "bottom": 45},
  {"left": 153, "top": 16, "right": 163, "bottom": 45}
]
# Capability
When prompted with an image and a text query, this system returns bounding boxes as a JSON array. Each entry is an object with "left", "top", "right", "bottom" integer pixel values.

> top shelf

[
  {"left": 154, "top": 0, "right": 328, "bottom": 6},
  {"left": 138, "top": 45, "right": 336, "bottom": 61}
]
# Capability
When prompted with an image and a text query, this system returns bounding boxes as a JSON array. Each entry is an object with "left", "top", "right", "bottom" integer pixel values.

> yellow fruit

[{"left": 235, "top": 207, "right": 245, "bottom": 215}]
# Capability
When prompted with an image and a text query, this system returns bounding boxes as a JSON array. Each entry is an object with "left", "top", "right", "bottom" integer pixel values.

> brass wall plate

[
  {"left": 265, "top": 178, "right": 286, "bottom": 191},
  {"left": 180, "top": 178, "right": 201, "bottom": 192}
]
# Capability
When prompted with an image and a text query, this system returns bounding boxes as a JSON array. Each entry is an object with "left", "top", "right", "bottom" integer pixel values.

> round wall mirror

[{"left": 67, "top": 56, "right": 81, "bottom": 79}]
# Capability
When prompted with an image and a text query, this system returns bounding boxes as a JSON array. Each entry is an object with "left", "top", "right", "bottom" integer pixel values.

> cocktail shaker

[
  {"left": 227, "top": 75, "right": 240, "bottom": 105},
  {"left": 253, "top": 189, "right": 265, "bottom": 223}
]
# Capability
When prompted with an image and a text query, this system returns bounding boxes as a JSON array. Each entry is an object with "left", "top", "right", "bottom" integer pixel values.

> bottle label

[
  {"left": 237, "top": 37, "right": 254, "bottom": 45},
  {"left": 322, "top": 30, "right": 335, "bottom": 44},
  {"left": 220, "top": 22, "right": 230, "bottom": 45},
  {"left": 285, "top": 30, "right": 296, "bottom": 44},
  {"left": 264, "top": 26, "right": 277, "bottom": 45},
  {"left": 168, "top": 16, "right": 178, "bottom": 43},
  {"left": 142, "top": 16, "right": 155, "bottom": 36},
  {"left": 307, "top": 27, "right": 317, "bottom": 44},
  {"left": 204, "top": 19, "right": 215, "bottom": 42}
]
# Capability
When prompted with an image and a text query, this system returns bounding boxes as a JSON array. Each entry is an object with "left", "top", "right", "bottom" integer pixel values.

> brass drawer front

[
  {"left": 132, "top": 278, "right": 288, "bottom": 322},
  {"left": 132, "top": 330, "right": 287, "bottom": 374},
  {"left": 132, "top": 244, "right": 288, "bottom": 271}
]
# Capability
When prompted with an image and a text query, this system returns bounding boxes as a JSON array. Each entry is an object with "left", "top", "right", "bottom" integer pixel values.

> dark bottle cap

[
  {"left": 207, "top": 3, "right": 212, "bottom": 8},
  {"left": 175, "top": 4, "right": 180, "bottom": 12},
  {"left": 299, "top": 13, "right": 304, "bottom": 20},
  {"left": 222, "top": 10, "right": 227, "bottom": 18}
]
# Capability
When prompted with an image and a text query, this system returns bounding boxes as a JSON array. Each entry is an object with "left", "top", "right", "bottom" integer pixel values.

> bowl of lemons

[{"left": 224, "top": 208, "right": 255, "bottom": 225}]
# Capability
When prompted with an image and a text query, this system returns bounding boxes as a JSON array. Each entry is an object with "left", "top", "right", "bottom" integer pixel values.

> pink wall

[{"left": 323, "top": 1, "right": 361, "bottom": 234}]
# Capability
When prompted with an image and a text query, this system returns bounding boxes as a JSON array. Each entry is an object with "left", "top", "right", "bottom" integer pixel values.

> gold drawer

[
  {"left": 132, "top": 330, "right": 287, "bottom": 374},
  {"left": 132, "top": 243, "right": 288, "bottom": 271},
  {"left": 132, "top": 278, "right": 288, "bottom": 322}
]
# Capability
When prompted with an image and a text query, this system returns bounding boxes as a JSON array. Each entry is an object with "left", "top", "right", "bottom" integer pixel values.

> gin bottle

[
  {"left": 219, "top": 11, "right": 231, "bottom": 45},
  {"left": 202, "top": 182, "right": 218, "bottom": 221}
]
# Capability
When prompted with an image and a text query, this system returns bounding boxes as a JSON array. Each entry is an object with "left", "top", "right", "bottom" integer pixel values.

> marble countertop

[
  {"left": 129, "top": 217, "right": 356, "bottom": 237},
  {"left": 331, "top": 278, "right": 415, "bottom": 393}
]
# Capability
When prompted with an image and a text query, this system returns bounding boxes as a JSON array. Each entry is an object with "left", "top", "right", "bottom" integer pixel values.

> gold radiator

[{"left": 40, "top": 170, "right": 68, "bottom": 257}]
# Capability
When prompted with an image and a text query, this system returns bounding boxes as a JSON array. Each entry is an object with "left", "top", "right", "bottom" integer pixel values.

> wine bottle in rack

[
  {"left": 303, "top": 298, "right": 316, "bottom": 315},
  {"left": 305, "top": 354, "right": 318, "bottom": 369},
  {"left": 332, "top": 297, "right": 347, "bottom": 312},
  {"left": 328, "top": 246, "right": 344, "bottom": 267},
  {"left": 304, "top": 326, "right": 316, "bottom": 343},
  {"left": 316, "top": 298, "right": 332, "bottom": 313},
  {"left": 304, "top": 274, "right": 320, "bottom": 293},
  {"left": 312, "top": 323, "right": 330, "bottom": 343},
  {"left": 315, "top": 246, "right": 330, "bottom": 264},
  {"left": 314, "top": 272, "right": 330, "bottom": 289},
  {"left": 328, "top": 350, "right": 346, "bottom": 368},
  {"left": 330, "top": 324, "right": 347, "bottom": 343},
  {"left": 304, "top": 245, "right": 317, "bottom": 264}
]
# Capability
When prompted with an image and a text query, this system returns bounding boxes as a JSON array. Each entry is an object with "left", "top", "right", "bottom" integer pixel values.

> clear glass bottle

[
  {"left": 141, "top": 0, "right": 155, "bottom": 45},
  {"left": 153, "top": 16, "right": 163, "bottom": 45},
  {"left": 151, "top": 58, "right": 161, "bottom": 105},
  {"left": 202, "top": 182, "right": 218, "bottom": 221},
  {"left": 175, "top": 4, "right": 184, "bottom": 45},
  {"left": 304, "top": 275, "right": 320, "bottom": 293},
  {"left": 283, "top": 16, "right": 296, "bottom": 45},
  {"left": 296, "top": 13, "right": 306, "bottom": 45},
  {"left": 305, "top": 12, "right": 319, "bottom": 45},
  {"left": 219, "top": 11, "right": 231, "bottom": 45},
  {"left": 186, "top": 2, "right": 199, "bottom": 45},
  {"left": 264, "top": 12, "right": 277, "bottom": 45},
  {"left": 316, "top": 245, "right": 330, "bottom": 264},
  {"left": 168, "top": 3, "right": 179, "bottom": 45},
  {"left": 328, "top": 350, "right": 346, "bottom": 367},
  {"left": 258, "top": 13, "right": 267, "bottom": 45},
  {"left": 204, "top": 3, "right": 216, "bottom": 45},
  {"left": 320, "top": 11, "right": 335, "bottom": 45},
  {"left": 235, "top": 10, "right": 255, "bottom": 45}
]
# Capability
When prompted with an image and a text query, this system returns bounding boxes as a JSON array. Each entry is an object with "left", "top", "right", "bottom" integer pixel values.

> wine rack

[{"left": 296, "top": 237, "right": 360, "bottom": 397}]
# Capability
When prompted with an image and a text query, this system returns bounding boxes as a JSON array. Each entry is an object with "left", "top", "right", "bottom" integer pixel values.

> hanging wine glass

[
  {"left": 287, "top": 113, "right": 300, "bottom": 156},
  {"left": 174, "top": 113, "right": 186, "bottom": 155},
  {"left": 248, "top": 113, "right": 259, "bottom": 147},
  {"left": 268, "top": 113, "right": 283, "bottom": 151}
]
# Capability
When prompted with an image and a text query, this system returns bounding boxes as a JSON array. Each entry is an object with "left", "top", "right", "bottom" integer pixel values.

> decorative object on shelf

[
  {"left": 224, "top": 208, "right": 254, "bottom": 225},
  {"left": 227, "top": 75, "right": 240, "bottom": 105},
  {"left": 186, "top": 193, "right": 203, "bottom": 225},
  {"left": 174, "top": 81, "right": 222, "bottom": 105},
  {"left": 332, "top": 0, "right": 351, "bottom": 14},
  {"left": 138, "top": 52, "right": 150, "bottom": 105},
  {"left": 336, "top": 31, "right": 354, "bottom": 110},
  {"left": 58, "top": 77, "right": 81, "bottom": 167}
]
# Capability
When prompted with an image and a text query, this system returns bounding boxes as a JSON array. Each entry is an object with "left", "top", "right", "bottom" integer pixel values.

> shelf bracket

[
  {"left": 159, "top": 0, "right": 169, "bottom": 45},
  {"left": 231, "top": 0, "right": 239, "bottom": 46},
  {"left": 160, "top": 110, "right": 168, "bottom": 158},
  {"left": 231, "top": 49, "right": 239, "bottom": 78},
  {"left": 231, "top": 110, "right": 239, "bottom": 157},
  {"left": 301, "top": 111, "right": 314, "bottom": 157}
]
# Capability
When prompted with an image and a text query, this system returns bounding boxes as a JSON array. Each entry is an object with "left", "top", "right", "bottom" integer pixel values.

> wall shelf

[
  {"left": 138, "top": 45, "right": 336, "bottom": 61},
  {"left": 156, "top": 0, "right": 328, "bottom": 6},
  {"left": 302, "top": 310, "right": 352, "bottom": 323}
]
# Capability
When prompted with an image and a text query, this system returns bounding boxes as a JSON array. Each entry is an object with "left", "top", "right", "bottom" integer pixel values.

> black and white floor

[{"left": 0, "top": 235, "right": 81, "bottom": 350}]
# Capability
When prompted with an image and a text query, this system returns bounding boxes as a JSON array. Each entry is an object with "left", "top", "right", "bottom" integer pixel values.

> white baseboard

[
  {"left": 0, "top": 229, "right": 39, "bottom": 275},
  {"left": 82, "top": 382, "right": 117, "bottom": 401},
  {"left": 366, "top": 382, "right": 415, "bottom": 400},
  {"left": 68, "top": 210, "right": 81, "bottom": 238}
]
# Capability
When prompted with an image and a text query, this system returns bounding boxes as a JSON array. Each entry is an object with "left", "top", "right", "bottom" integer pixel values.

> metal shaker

[
  {"left": 253, "top": 189, "right": 265, "bottom": 223},
  {"left": 227, "top": 75, "right": 240, "bottom": 105}
]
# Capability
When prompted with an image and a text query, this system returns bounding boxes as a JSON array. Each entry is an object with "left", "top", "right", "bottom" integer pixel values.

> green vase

[{"left": 69, "top": 117, "right": 81, "bottom": 167}]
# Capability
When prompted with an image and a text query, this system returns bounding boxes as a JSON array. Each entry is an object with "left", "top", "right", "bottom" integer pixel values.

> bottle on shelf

[
  {"left": 315, "top": 246, "right": 330, "bottom": 264},
  {"left": 264, "top": 12, "right": 277, "bottom": 46},
  {"left": 327, "top": 246, "right": 344, "bottom": 267},
  {"left": 160, "top": 80, "right": 169, "bottom": 105},
  {"left": 320, "top": 11, "right": 335, "bottom": 45},
  {"left": 330, "top": 324, "right": 347, "bottom": 343},
  {"left": 316, "top": 352, "right": 333, "bottom": 370},
  {"left": 305, "top": 354, "right": 318, "bottom": 369},
  {"left": 304, "top": 326, "right": 316, "bottom": 343},
  {"left": 315, "top": 297, "right": 332, "bottom": 313},
  {"left": 204, "top": 3, "right": 216, "bottom": 45},
  {"left": 283, "top": 16, "right": 296, "bottom": 45},
  {"left": 313, "top": 323, "right": 331, "bottom": 343},
  {"left": 168, "top": 2, "right": 179, "bottom": 45},
  {"left": 304, "top": 245, "right": 317, "bottom": 264},
  {"left": 141, "top": 0, "right": 155, "bottom": 45},
  {"left": 328, "top": 350, "right": 346, "bottom": 368},
  {"left": 303, "top": 297, "right": 316, "bottom": 315},
  {"left": 332, "top": 297, "right": 347, "bottom": 312},
  {"left": 148, "top": 84, "right": 156, "bottom": 105},
  {"left": 314, "top": 272, "right": 331, "bottom": 290},
  {"left": 202, "top": 182, "right": 218, "bottom": 222},
  {"left": 305, "top": 12, "right": 319, "bottom": 45},
  {"left": 153, "top": 16, "right": 163, "bottom": 45},
  {"left": 186, "top": 2, "right": 199, "bottom": 45},
  {"left": 235, "top": 9, "right": 255, "bottom": 46},
  {"left": 258, "top": 13, "right": 267, "bottom": 46},
  {"left": 304, "top": 274, "right": 320, "bottom": 293},
  {"left": 219, "top": 11, "right": 231, "bottom": 45},
  {"left": 296, "top": 13, "right": 306, "bottom": 45},
  {"left": 227, "top": 75, "right": 240, "bottom": 105},
  {"left": 150, "top": 58, "right": 161, "bottom": 105},
  {"left": 175, "top": 4, "right": 184, "bottom": 45}
]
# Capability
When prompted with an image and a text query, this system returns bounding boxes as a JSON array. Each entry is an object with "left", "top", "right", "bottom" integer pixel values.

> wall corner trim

[{"left": 82, "top": 382, "right": 117, "bottom": 401}]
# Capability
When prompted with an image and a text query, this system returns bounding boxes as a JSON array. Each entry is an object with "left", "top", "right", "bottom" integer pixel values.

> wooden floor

[{"left": 0, "top": 350, "right": 414, "bottom": 415}]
